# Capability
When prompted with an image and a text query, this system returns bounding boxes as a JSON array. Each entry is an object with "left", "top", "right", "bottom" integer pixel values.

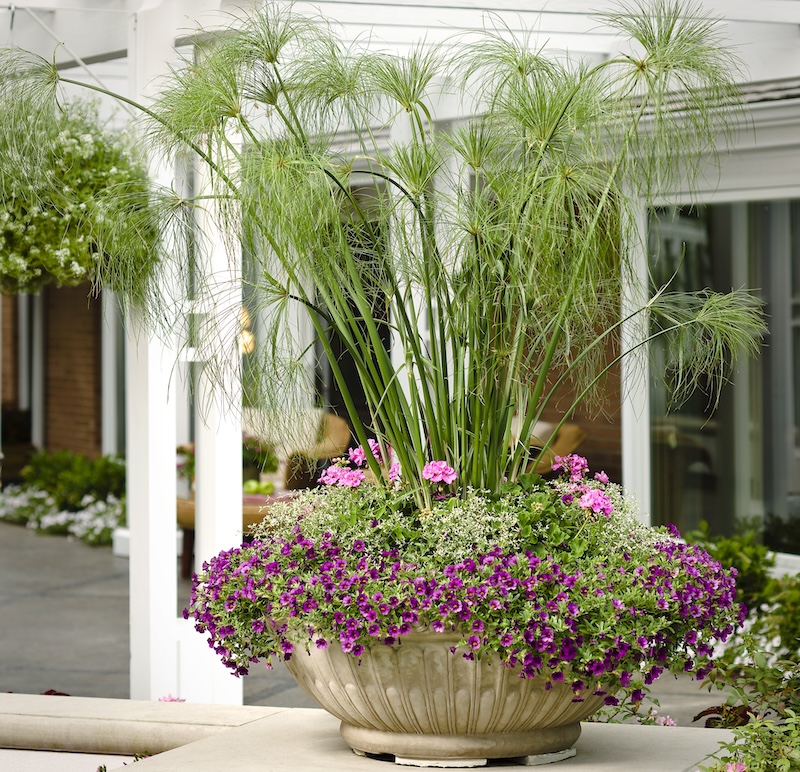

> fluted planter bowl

[{"left": 285, "top": 629, "right": 607, "bottom": 767}]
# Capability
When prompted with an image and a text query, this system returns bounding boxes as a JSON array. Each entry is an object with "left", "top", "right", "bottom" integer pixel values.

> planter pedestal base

[
  {"left": 352, "top": 747, "right": 577, "bottom": 768},
  {"left": 343, "top": 722, "right": 581, "bottom": 768}
]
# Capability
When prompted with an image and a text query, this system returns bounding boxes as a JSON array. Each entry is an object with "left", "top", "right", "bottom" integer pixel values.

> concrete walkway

[
  {"left": 0, "top": 519, "right": 317, "bottom": 708},
  {"left": 0, "top": 520, "right": 735, "bottom": 770}
]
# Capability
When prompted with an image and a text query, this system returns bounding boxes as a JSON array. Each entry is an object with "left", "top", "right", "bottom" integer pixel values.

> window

[{"left": 649, "top": 202, "right": 800, "bottom": 554}]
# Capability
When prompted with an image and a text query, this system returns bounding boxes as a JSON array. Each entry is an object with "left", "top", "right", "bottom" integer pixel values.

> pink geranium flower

[
  {"left": 552, "top": 454, "right": 589, "bottom": 482},
  {"left": 318, "top": 465, "right": 365, "bottom": 487},
  {"left": 422, "top": 461, "right": 457, "bottom": 484},
  {"left": 348, "top": 446, "right": 367, "bottom": 466},
  {"left": 578, "top": 488, "right": 613, "bottom": 516}
]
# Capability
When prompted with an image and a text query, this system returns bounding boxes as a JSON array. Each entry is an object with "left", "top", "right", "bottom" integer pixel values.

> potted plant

[
  {"left": 1, "top": 0, "right": 765, "bottom": 764},
  {"left": 188, "top": 451, "right": 743, "bottom": 763},
  {"left": 177, "top": 436, "right": 279, "bottom": 494},
  {"left": 0, "top": 98, "right": 152, "bottom": 295}
]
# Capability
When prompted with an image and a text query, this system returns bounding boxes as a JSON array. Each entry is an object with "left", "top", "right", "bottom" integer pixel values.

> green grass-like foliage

[{"left": 0, "top": 0, "right": 765, "bottom": 504}]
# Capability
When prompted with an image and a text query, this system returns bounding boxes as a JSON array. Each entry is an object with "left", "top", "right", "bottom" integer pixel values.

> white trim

[
  {"left": 771, "top": 551, "right": 800, "bottom": 579},
  {"left": 621, "top": 206, "right": 651, "bottom": 523}
]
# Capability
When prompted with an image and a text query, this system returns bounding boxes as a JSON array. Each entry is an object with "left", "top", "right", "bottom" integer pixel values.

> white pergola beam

[
  {"left": 294, "top": 0, "right": 800, "bottom": 26},
  {"left": 0, "top": 4, "right": 128, "bottom": 64}
]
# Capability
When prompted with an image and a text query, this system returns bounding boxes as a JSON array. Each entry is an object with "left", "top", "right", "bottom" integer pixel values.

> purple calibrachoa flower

[
  {"left": 186, "top": 467, "right": 743, "bottom": 710},
  {"left": 422, "top": 461, "right": 457, "bottom": 484}
]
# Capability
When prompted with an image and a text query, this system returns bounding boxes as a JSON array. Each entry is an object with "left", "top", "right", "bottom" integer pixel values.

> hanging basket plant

[{"left": 0, "top": 99, "right": 154, "bottom": 296}]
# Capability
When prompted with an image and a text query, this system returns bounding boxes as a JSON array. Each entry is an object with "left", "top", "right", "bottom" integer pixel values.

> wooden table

[{"left": 176, "top": 493, "right": 294, "bottom": 579}]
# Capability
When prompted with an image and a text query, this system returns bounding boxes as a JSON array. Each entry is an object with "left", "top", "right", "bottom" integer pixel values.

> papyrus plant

[{"left": 0, "top": 0, "right": 764, "bottom": 505}]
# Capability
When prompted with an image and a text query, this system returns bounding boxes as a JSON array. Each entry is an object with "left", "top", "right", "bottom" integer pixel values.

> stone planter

[{"left": 285, "top": 629, "right": 606, "bottom": 767}]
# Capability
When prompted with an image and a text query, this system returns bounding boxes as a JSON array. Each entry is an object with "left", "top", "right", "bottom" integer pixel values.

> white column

[
  {"left": 126, "top": 0, "right": 255, "bottom": 706},
  {"left": 126, "top": 308, "right": 179, "bottom": 700},
  {"left": 621, "top": 207, "right": 652, "bottom": 522},
  {"left": 182, "top": 164, "right": 244, "bottom": 705},
  {"left": 126, "top": 0, "right": 181, "bottom": 703}
]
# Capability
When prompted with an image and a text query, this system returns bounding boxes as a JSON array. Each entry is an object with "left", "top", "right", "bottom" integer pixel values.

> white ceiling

[{"left": 1, "top": 1, "right": 800, "bottom": 87}]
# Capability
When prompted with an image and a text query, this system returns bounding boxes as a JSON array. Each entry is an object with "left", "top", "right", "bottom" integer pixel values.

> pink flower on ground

[
  {"left": 578, "top": 488, "right": 613, "bottom": 516},
  {"left": 655, "top": 714, "right": 676, "bottom": 726},
  {"left": 725, "top": 763, "right": 746, "bottom": 772},
  {"left": 422, "top": 461, "right": 457, "bottom": 484}
]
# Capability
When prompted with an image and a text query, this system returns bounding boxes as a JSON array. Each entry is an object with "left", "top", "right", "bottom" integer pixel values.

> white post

[
  {"left": 126, "top": 0, "right": 256, "bottom": 705},
  {"left": 180, "top": 156, "right": 245, "bottom": 706},
  {"left": 126, "top": 0, "right": 181, "bottom": 702},
  {"left": 621, "top": 207, "right": 652, "bottom": 522},
  {"left": 126, "top": 310, "right": 179, "bottom": 700}
]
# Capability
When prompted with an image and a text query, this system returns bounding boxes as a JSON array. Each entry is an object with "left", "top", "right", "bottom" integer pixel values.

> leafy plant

[
  {"left": 0, "top": 484, "right": 55, "bottom": 525},
  {"left": 0, "top": 0, "right": 764, "bottom": 506},
  {"left": 694, "top": 570, "right": 800, "bottom": 771},
  {"left": 0, "top": 482, "right": 125, "bottom": 546},
  {"left": 699, "top": 710, "right": 800, "bottom": 772},
  {"left": 0, "top": 98, "right": 154, "bottom": 295},
  {"left": 21, "top": 450, "right": 126, "bottom": 512},
  {"left": 241, "top": 434, "right": 278, "bottom": 474}
]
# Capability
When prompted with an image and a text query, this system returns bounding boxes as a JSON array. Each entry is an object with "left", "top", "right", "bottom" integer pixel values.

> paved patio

[{"left": 0, "top": 520, "right": 735, "bottom": 770}]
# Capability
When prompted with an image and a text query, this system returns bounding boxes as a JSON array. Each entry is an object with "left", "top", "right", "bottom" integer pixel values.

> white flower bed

[{"left": 0, "top": 484, "right": 125, "bottom": 546}]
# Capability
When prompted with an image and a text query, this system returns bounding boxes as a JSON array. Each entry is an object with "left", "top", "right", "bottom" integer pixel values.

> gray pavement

[
  {"left": 0, "top": 520, "right": 317, "bottom": 709},
  {"left": 0, "top": 520, "right": 720, "bottom": 724}
]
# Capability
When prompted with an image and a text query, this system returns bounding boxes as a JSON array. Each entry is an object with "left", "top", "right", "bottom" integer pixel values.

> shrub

[{"left": 21, "top": 450, "right": 126, "bottom": 512}]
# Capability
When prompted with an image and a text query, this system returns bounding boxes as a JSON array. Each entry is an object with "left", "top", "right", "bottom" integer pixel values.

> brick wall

[
  {"left": 1, "top": 294, "right": 17, "bottom": 408},
  {"left": 45, "top": 284, "right": 102, "bottom": 458}
]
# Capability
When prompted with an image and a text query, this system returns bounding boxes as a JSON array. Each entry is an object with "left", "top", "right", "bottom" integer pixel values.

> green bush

[
  {"left": 701, "top": 710, "right": 800, "bottom": 772},
  {"left": 21, "top": 451, "right": 126, "bottom": 512},
  {"left": 767, "top": 575, "right": 800, "bottom": 660}
]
